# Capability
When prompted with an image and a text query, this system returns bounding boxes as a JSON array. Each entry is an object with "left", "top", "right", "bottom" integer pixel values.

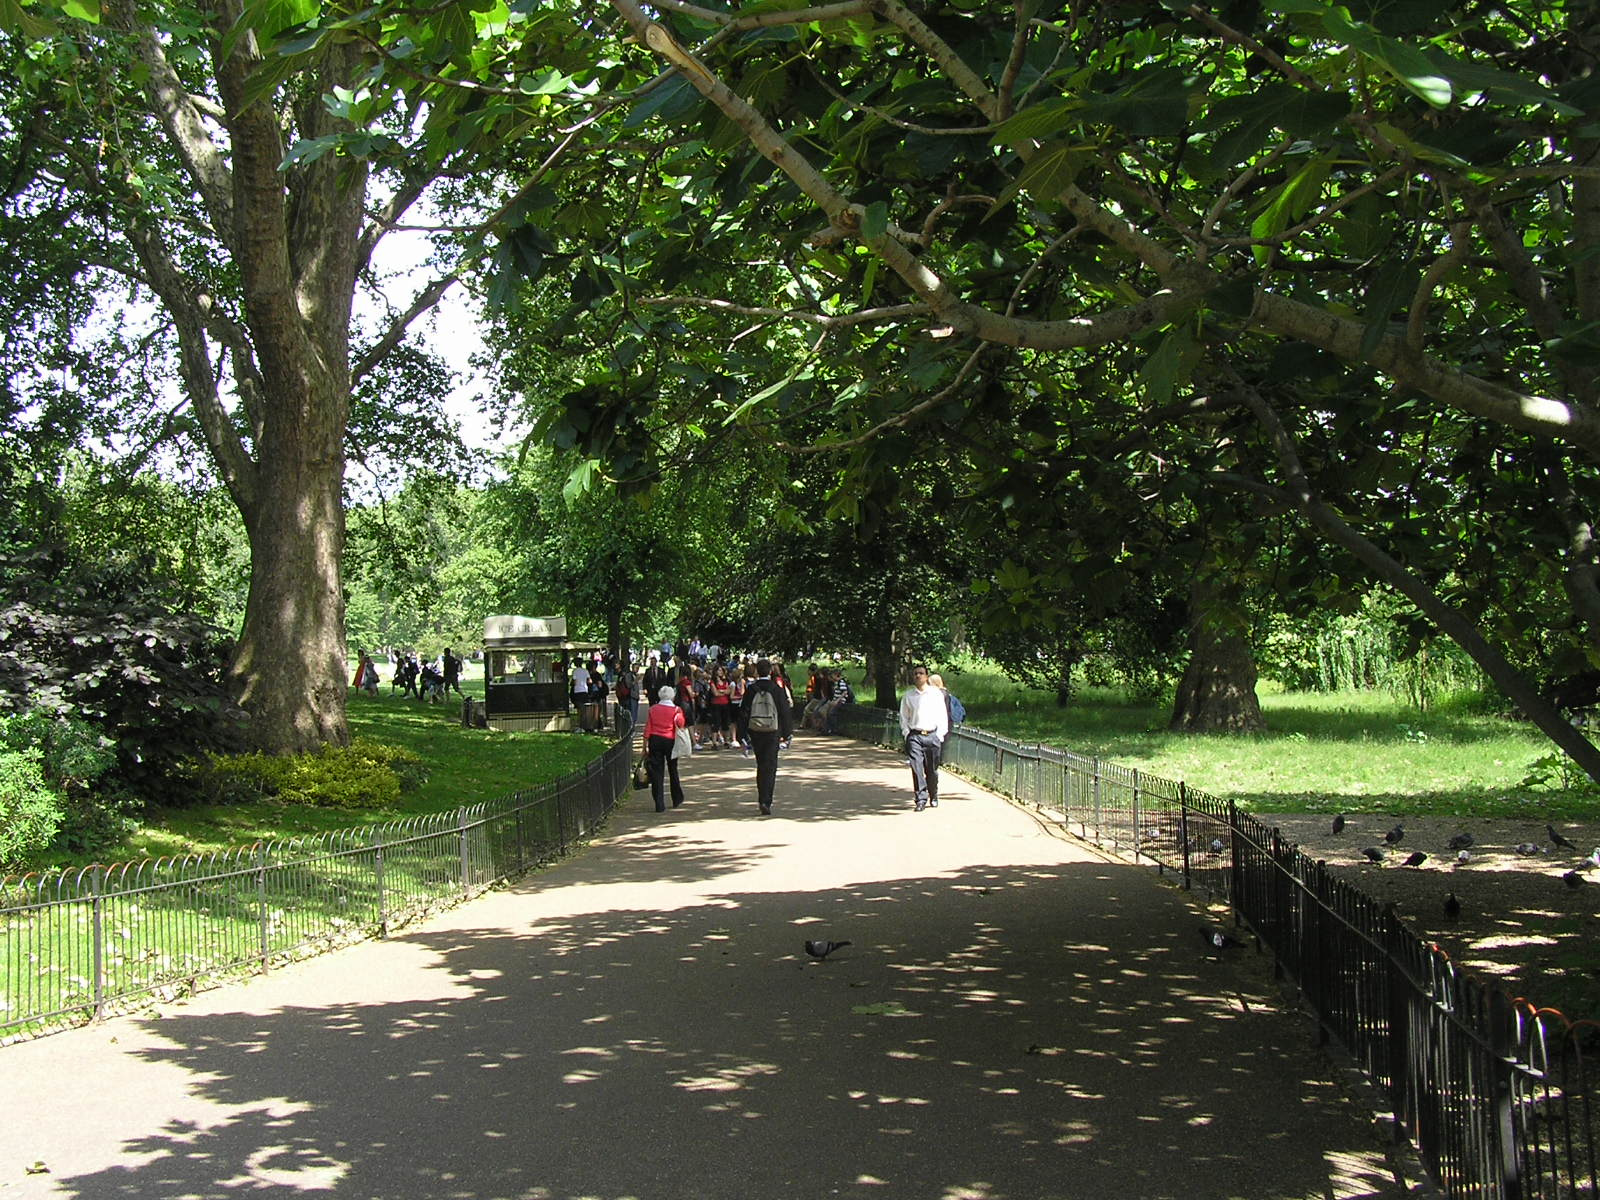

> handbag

[
  {"left": 632, "top": 759, "right": 650, "bottom": 790},
  {"left": 672, "top": 724, "right": 693, "bottom": 760}
]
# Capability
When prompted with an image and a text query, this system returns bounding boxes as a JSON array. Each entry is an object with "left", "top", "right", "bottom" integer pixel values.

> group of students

[{"left": 351, "top": 648, "right": 464, "bottom": 701}]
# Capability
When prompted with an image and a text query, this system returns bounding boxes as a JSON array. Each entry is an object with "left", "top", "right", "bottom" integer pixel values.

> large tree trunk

[
  {"left": 1169, "top": 581, "right": 1266, "bottom": 733},
  {"left": 870, "top": 625, "right": 898, "bottom": 709},
  {"left": 229, "top": 438, "right": 349, "bottom": 749}
]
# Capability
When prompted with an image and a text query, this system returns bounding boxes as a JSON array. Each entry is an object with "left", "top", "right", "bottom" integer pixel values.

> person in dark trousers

[
  {"left": 898, "top": 664, "right": 949, "bottom": 811},
  {"left": 737, "top": 658, "right": 793, "bottom": 816},
  {"left": 442, "top": 647, "right": 464, "bottom": 697},
  {"left": 644, "top": 685, "right": 687, "bottom": 812}
]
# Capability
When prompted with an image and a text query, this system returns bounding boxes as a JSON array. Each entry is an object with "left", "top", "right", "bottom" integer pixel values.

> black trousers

[
  {"left": 749, "top": 731, "right": 781, "bottom": 810},
  {"left": 648, "top": 734, "right": 685, "bottom": 811}
]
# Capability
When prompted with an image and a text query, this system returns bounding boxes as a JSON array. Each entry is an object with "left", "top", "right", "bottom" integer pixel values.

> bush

[
  {"left": 0, "top": 750, "right": 64, "bottom": 871},
  {"left": 0, "top": 548, "right": 248, "bottom": 802},
  {"left": 0, "top": 712, "right": 127, "bottom": 867},
  {"left": 189, "top": 739, "right": 427, "bottom": 810}
]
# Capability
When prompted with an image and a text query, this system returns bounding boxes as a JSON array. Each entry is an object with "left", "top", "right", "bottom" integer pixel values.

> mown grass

[
  {"left": 853, "top": 660, "right": 1592, "bottom": 821},
  {"left": 117, "top": 672, "right": 604, "bottom": 864}
]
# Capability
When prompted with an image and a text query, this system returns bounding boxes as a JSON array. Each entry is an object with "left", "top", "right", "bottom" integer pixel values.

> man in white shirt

[
  {"left": 898, "top": 664, "right": 949, "bottom": 811},
  {"left": 570, "top": 659, "right": 592, "bottom": 730}
]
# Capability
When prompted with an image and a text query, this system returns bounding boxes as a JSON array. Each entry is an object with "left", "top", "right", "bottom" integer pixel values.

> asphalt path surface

[{"left": 1, "top": 734, "right": 1412, "bottom": 1199}]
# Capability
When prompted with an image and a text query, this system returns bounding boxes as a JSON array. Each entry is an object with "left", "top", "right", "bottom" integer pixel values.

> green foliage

[
  {"left": 0, "top": 711, "right": 121, "bottom": 866},
  {"left": 0, "top": 548, "right": 247, "bottom": 796},
  {"left": 0, "top": 751, "right": 63, "bottom": 871},
  {"left": 188, "top": 738, "right": 427, "bottom": 810},
  {"left": 1518, "top": 752, "right": 1600, "bottom": 797}
]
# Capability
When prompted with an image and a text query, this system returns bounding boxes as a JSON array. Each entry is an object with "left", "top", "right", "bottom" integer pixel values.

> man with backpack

[{"left": 737, "top": 658, "right": 793, "bottom": 816}]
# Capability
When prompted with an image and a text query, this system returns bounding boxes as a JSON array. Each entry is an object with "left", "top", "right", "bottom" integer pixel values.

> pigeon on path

[
  {"left": 1200, "top": 926, "right": 1245, "bottom": 951},
  {"left": 1444, "top": 892, "right": 1461, "bottom": 920},
  {"left": 1563, "top": 871, "right": 1585, "bottom": 889},
  {"left": 1402, "top": 851, "right": 1427, "bottom": 867},
  {"left": 1384, "top": 823, "right": 1405, "bottom": 845},
  {"left": 1447, "top": 832, "right": 1474, "bottom": 851},
  {"left": 804, "top": 939, "right": 852, "bottom": 960},
  {"left": 1362, "top": 846, "right": 1386, "bottom": 863},
  {"left": 1331, "top": 814, "right": 1346, "bottom": 835}
]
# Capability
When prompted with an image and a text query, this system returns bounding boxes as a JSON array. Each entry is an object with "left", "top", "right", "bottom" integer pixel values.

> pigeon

[
  {"left": 1444, "top": 892, "right": 1461, "bottom": 920},
  {"left": 1455, "top": 850, "right": 1471, "bottom": 866},
  {"left": 804, "top": 939, "right": 851, "bottom": 960},
  {"left": 1447, "top": 832, "right": 1474, "bottom": 851},
  {"left": 1563, "top": 871, "right": 1585, "bottom": 889},
  {"left": 1588, "top": 848, "right": 1600, "bottom": 871},
  {"left": 1331, "top": 814, "right": 1346, "bottom": 835},
  {"left": 1209, "top": 837, "right": 1226, "bottom": 854},
  {"left": 1362, "top": 846, "right": 1386, "bottom": 863},
  {"left": 1402, "top": 851, "right": 1427, "bottom": 867},
  {"left": 1201, "top": 926, "right": 1244, "bottom": 951},
  {"left": 1384, "top": 823, "right": 1405, "bottom": 844},
  {"left": 1547, "top": 824, "right": 1578, "bottom": 851},
  {"left": 1515, "top": 842, "right": 1545, "bottom": 856}
]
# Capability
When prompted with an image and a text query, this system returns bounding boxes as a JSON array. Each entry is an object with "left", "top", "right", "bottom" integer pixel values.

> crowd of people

[
  {"left": 353, "top": 634, "right": 967, "bottom": 818},
  {"left": 351, "top": 648, "right": 466, "bottom": 702}
]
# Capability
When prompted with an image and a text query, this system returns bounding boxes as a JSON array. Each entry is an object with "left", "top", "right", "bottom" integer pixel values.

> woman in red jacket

[{"left": 645, "top": 685, "right": 688, "bottom": 811}]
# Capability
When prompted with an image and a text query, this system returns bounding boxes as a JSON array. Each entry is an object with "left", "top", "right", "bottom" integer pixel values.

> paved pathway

[{"left": 1, "top": 736, "right": 1411, "bottom": 1199}]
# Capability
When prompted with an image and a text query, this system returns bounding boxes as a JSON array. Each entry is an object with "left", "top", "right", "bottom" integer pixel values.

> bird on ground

[
  {"left": 1402, "top": 851, "right": 1427, "bottom": 867},
  {"left": 1455, "top": 850, "right": 1471, "bottom": 866},
  {"left": 1331, "top": 814, "right": 1346, "bottom": 835},
  {"left": 1362, "top": 846, "right": 1386, "bottom": 863},
  {"left": 1515, "top": 842, "right": 1545, "bottom": 856},
  {"left": 1201, "top": 926, "right": 1245, "bottom": 951},
  {"left": 1548, "top": 824, "right": 1579, "bottom": 851},
  {"left": 1563, "top": 871, "right": 1585, "bottom": 889},
  {"left": 1444, "top": 892, "right": 1461, "bottom": 920},
  {"left": 1447, "top": 833, "right": 1474, "bottom": 851},
  {"left": 804, "top": 939, "right": 852, "bottom": 960},
  {"left": 1588, "top": 848, "right": 1600, "bottom": 870},
  {"left": 1384, "top": 823, "right": 1405, "bottom": 844}
]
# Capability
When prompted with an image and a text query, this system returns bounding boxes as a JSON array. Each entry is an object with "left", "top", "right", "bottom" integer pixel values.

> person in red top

[
  {"left": 645, "top": 685, "right": 688, "bottom": 811},
  {"left": 709, "top": 664, "right": 734, "bottom": 748}
]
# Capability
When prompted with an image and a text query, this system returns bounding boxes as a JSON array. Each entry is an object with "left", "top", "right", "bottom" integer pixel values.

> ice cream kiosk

[{"left": 481, "top": 615, "right": 603, "bottom": 731}]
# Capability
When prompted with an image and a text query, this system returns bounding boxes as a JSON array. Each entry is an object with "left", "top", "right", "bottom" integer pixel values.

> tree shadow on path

[{"left": 13, "top": 737, "right": 1403, "bottom": 1200}]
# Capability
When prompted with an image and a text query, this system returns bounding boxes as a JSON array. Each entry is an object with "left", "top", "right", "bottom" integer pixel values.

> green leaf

[
  {"left": 1138, "top": 324, "right": 1199, "bottom": 404},
  {"left": 518, "top": 69, "right": 569, "bottom": 95},
  {"left": 990, "top": 141, "right": 1084, "bottom": 215},
  {"left": 992, "top": 97, "right": 1082, "bottom": 149},
  {"left": 861, "top": 200, "right": 888, "bottom": 240},
  {"left": 1249, "top": 158, "right": 1330, "bottom": 264},
  {"left": 562, "top": 459, "right": 600, "bottom": 504}
]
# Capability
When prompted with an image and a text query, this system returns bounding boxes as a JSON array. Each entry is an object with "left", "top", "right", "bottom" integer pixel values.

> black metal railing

[
  {"left": 837, "top": 706, "right": 1599, "bottom": 1200},
  {"left": 0, "top": 721, "right": 633, "bottom": 1039}
]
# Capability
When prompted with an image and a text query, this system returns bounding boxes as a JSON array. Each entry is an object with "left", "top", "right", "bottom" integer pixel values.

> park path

[{"left": 0, "top": 735, "right": 1412, "bottom": 1199}]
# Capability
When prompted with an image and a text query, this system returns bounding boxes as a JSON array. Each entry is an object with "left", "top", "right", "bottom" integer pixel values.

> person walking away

[
  {"left": 614, "top": 660, "right": 637, "bottom": 733},
  {"left": 899, "top": 664, "right": 949, "bottom": 811},
  {"left": 442, "top": 647, "right": 464, "bottom": 697},
  {"left": 570, "top": 657, "right": 592, "bottom": 732},
  {"left": 738, "top": 659, "right": 793, "bottom": 816},
  {"left": 645, "top": 685, "right": 687, "bottom": 811}
]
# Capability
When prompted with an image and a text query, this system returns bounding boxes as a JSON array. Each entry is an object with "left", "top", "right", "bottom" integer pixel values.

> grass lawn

[
  {"left": 111, "top": 671, "right": 607, "bottom": 864},
  {"left": 848, "top": 660, "right": 1589, "bottom": 821}
]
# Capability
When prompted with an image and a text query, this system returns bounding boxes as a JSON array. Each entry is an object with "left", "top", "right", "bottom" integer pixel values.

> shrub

[
  {"left": 0, "top": 750, "right": 64, "bottom": 871},
  {"left": 0, "top": 712, "right": 127, "bottom": 867},
  {"left": 189, "top": 739, "right": 427, "bottom": 810}
]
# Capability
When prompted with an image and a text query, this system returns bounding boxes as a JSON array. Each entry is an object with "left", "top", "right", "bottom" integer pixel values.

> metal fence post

[
  {"left": 90, "top": 866, "right": 104, "bottom": 1022},
  {"left": 1178, "top": 783, "right": 1191, "bottom": 889},
  {"left": 372, "top": 828, "right": 388, "bottom": 938},
  {"left": 1131, "top": 768, "right": 1142, "bottom": 862},
  {"left": 1489, "top": 989, "right": 1523, "bottom": 1200},
  {"left": 256, "top": 845, "right": 270, "bottom": 972},
  {"left": 459, "top": 809, "right": 472, "bottom": 898}
]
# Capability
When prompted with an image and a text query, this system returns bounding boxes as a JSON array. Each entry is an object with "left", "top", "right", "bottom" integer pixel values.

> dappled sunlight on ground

[{"left": 0, "top": 735, "right": 1409, "bottom": 1200}]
